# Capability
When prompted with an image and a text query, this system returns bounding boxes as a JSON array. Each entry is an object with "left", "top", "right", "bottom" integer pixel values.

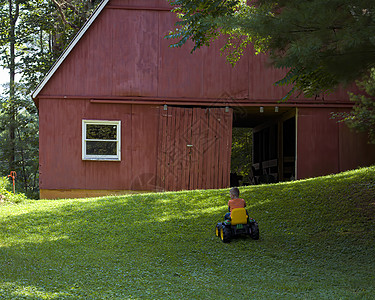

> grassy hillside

[{"left": 0, "top": 167, "right": 374, "bottom": 299}]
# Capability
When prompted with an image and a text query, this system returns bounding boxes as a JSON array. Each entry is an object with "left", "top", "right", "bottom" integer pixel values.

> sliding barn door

[{"left": 156, "top": 106, "right": 233, "bottom": 191}]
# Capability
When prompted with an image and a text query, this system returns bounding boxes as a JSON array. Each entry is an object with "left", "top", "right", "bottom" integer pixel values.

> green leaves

[
  {"left": 0, "top": 0, "right": 101, "bottom": 197},
  {"left": 166, "top": 0, "right": 241, "bottom": 52},
  {"left": 0, "top": 81, "right": 39, "bottom": 198},
  {"left": 167, "top": 0, "right": 375, "bottom": 100},
  {"left": 345, "top": 69, "right": 375, "bottom": 143}
]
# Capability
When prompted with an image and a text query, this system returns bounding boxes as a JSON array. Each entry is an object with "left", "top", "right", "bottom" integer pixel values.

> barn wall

[
  {"left": 39, "top": 99, "right": 160, "bottom": 196},
  {"left": 296, "top": 107, "right": 375, "bottom": 179},
  {"left": 338, "top": 109, "right": 375, "bottom": 171},
  {"left": 35, "top": 0, "right": 374, "bottom": 198},
  {"left": 38, "top": 0, "right": 352, "bottom": 103},
  {"left": 39, "top": 99, "right": 233, "bottom": 199}
]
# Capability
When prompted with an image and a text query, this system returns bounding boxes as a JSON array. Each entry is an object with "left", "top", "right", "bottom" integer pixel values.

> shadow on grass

[
  {"left": 0, "top": 167, "right": 374, "bottom": 298},
  {"left": 0, "top": 193, "right": 239, "bottom": 298}
]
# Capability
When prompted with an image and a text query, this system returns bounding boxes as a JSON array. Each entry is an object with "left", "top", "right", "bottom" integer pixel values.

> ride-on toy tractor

[{"left": 215, "top": 208, "right": 259, "bottom": 243}]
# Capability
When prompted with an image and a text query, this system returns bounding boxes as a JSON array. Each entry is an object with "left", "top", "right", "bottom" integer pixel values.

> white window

[{"left": 82, "top": 120, "right": 121, "bottom": 161}]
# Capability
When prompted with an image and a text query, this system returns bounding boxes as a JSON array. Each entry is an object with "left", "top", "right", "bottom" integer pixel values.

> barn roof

[{"left": 31, "top": 0, "right": 110, "bottom": 99}]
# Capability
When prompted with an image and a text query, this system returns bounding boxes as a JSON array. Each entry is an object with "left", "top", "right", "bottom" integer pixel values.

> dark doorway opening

[
  {"left": 230, "top": 127, "right": 253, "bottom": 186},
  {"left": 231, "top": 106, "right": 296, "bottom": 185}
]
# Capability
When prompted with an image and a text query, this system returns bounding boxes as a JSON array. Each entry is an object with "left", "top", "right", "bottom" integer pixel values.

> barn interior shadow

[{"left": 231, "top": 106, "right": 296, "bottom": 186}]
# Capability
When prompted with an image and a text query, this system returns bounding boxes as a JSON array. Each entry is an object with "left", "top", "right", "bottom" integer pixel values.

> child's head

[{"left": 230, "top": 187, "right": 240, "bottom": 198}]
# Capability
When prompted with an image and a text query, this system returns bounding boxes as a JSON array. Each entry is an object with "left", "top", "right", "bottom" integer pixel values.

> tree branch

[{"left": 51, "top": 0, "right": 79, "bottom": 29}]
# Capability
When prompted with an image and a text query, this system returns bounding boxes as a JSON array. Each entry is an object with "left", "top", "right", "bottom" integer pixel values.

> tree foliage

[
  {"left": 16, "top": 0, "right": 101, "bottom": 94},
  {"left": 332, "top": 70, "right": 375, "bottom": 143},
  {"left": 0, "top": 0, "right": 100, "bottom": 197},
  {"left": 167, "top": 0, "right": 375, "bottom": 142},
  {"left": 0, "top": 82, "right": 39, "bottom": 197},
  {"left": 167, "top": 0, "right": 375, "bottom": 98}
]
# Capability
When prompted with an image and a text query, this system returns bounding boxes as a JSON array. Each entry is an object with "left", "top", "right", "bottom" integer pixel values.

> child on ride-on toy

[{"left": 224, "top": 187, "right": 247, "bottom": 220}]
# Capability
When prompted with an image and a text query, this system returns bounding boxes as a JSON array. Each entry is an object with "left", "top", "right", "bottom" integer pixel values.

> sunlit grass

[{"left": 0, "top": 166, "right": 374, "bottom": 299}]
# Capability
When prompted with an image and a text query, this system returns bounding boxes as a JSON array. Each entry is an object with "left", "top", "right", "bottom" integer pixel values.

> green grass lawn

[{"left": 1, "top": 167, "right": 374, "bottom": 299}]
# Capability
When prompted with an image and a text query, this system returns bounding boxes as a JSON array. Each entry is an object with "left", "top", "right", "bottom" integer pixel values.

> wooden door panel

[{"left": 157, "top": 106, "right": 232, "bottom": 191}]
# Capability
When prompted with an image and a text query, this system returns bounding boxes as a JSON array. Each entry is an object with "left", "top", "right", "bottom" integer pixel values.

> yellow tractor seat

[{"left": 230, "top": 208, "right": 248, "bottom": 225}]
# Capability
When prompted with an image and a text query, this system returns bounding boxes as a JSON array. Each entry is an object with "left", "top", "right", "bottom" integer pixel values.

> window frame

[{"left": 82, "top": 119, "right": 121, "bottom": 161}]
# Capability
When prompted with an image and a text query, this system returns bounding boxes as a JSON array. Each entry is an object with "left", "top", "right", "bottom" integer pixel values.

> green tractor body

[{"left": 215, "top": 208, "right": 259, "bottom": 243}]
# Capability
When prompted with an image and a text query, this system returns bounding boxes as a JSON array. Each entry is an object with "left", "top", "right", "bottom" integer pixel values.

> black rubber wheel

[
  {"left": 221, "top": 226, "right": 231, "bottom": 243},
  {"left": 249, "top": 222, "right": 259, "bottom": 240},
  {"left": 215, "top": 223, "right": 221, "bottom": 237}
]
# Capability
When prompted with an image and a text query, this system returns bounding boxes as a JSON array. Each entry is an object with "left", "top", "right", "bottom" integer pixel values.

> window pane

[
  {"left": 86, "top": 124, "right": 117, "bottom": 140},
  {"left": 86, "top": 141, "right": 117, "bottom": 156}
]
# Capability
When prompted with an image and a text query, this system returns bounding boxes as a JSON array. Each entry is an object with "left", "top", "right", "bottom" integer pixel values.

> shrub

[
  {"left": 0, "top": 176, "right": 10, "bottom": 191},
  {"left": 0, "top": 176, "right": 27, "bottom": 204}
]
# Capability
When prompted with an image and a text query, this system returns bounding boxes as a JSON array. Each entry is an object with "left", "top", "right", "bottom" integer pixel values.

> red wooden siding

[
  {"left": 339, "top": 118, "right": 375, "bottom": 171},
  {"left": 34, "top": 0, "right": 375, "bottom": 198},
  {"left": 296, "top": 107, "right": 375, "bottom": 179},
  {"left": 39, "top": 99, "right": 160, "bottom": 191},
  {"left": 156, "top": 107, "right": 232, "bottom": 191},
  {"left": 39, "top": 99, "right": 232, "bottom": 194},
  {"left": 37, "top": 0, "right": 352, "bottom": 104}
]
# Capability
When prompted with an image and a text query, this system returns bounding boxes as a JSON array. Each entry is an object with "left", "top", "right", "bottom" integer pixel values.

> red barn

[{"left": 32, "top": 0, "right": 375, "bottom": 199}]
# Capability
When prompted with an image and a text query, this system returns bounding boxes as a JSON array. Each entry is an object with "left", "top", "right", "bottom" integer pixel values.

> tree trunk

[{"left": 8, "top": 0, "right": 19, "bottom": 172}]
